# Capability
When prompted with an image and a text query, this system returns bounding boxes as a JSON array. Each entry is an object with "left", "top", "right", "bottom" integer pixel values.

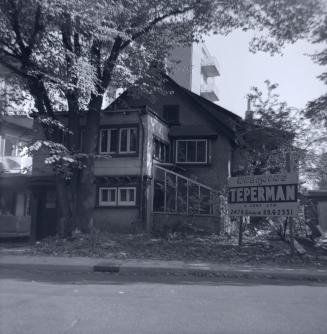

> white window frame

[
  {"left": 119, "top": 128, "right": 137, "bottom": 154},
  {"left": 99, "top": 187, "right": 117, "bottom": 206},
  {"left": 118, "top": 187, "right": 136, "bottom": 206},
  {"left": 175, "top": 139, "right": 208, "bottom": 164},
  {"left": 99, "top": 128, "right": 118, "bottom": 154}
]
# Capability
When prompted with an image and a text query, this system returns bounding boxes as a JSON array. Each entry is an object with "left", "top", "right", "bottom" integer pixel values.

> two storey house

[{"left": 2, "top": 75, "right": 244, "bottom": 239}]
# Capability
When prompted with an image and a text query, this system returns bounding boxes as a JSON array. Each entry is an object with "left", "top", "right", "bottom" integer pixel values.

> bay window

[
  {"left": 176, "top": 139, "right": 208, "bottom": 164},
  {"left": 99, "top": 129, "right": 118, "bottom": 154},
  {"left": 119, "top": 128, "right": 137, "bottom": 153},
  {"left": 98, "top": 127, "right": 137, "bottom": 155}
]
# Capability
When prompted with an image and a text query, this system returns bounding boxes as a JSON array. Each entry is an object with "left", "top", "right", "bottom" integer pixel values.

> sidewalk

[{"left": 1, "top": 253, "right": 327, "bottom": 282}]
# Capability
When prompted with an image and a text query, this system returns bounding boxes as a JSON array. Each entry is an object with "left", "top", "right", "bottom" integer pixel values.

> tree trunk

[
  {"left": 56, "top": 176, "right": 73, "bottom": 237},
  {"left": 76, "top": 94, "right": 102, "bottom": 232},
  {"left": 33, "top": 117, "right": 73, "bottom": 237},
  {"left": 67, "top": 95, "right": 82, "bottom": 232}
]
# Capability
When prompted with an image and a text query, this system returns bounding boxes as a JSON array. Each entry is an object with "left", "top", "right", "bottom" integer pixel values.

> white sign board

[{"left": 227, "top": 173, "right": 298, "bottom": 217}]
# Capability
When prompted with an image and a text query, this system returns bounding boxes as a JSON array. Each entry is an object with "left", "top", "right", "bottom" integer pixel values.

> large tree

[
  {"left": 0, "top": 0, "right": 322, "bottom": 235},
  {"left": 305, "top": 14, "right": 327, "bottom": 127},
  {"left": 248, "top": 0, "right": 327, "bottom": 127},
  {"left": 242, "top": 80, "right": 327, "bottom": 184}
]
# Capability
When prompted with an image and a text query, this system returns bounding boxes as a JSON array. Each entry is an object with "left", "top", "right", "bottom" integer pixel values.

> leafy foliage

[
  {"left": 237, "top": 80, "right": 297, "bottom": 175},
  {"left": 305, "top": 13, "right": 327, "bottom": 126}
]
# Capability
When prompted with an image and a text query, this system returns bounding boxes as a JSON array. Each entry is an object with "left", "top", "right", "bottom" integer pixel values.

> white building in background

[{"left": 168, "top": 43, "right": 220, "bottom": 102}]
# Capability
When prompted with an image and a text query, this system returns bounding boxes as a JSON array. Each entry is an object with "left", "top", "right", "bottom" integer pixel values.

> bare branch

[{"left": 120, "top": 5, "right": 196, "bottom": 50}]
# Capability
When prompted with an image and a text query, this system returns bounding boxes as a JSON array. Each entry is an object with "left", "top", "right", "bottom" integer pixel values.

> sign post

[
  {"left": 227, "top": 165, "right": 299, "bottom": 252},
  {"left": 286, "top": 152, "right": 295, "bottom": 255}
]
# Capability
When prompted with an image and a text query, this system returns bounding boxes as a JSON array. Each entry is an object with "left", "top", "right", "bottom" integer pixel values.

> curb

[
  {"left": 93, "top": 262, "right": 327, "bottom": 282},
  {"left": 0, "top": 262, "right": 92, "bottom": 273},
  {"left": 1, "top": 259, "right": 327, "bottom": 282}
]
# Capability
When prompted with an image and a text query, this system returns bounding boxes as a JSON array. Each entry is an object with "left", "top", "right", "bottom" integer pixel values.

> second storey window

[
  {"left": 98, "top": 127, "right": 137, "bottom": 155},
  {"left": 163, "top": 105, "right": 180, "bottom": 125},
  {"left": 99, "top": 129, "right": 118, "bottom": 154},
  {"left": 119, "top": 128, "right": 137, "bottom": 153},
  {"left": 153, "top": 138, "right": 169, "bottom": 163},
  {"left": 176, "top": 139, "right": 208, "bottom": 164}
]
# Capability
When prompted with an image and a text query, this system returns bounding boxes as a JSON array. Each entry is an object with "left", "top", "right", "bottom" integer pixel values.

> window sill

[
  {"left": 97, "top": 153, "right": 139, "bottom": 158},
  {"left": 175, "top": 162, "right": 209, "bottom": 166},
  {"left": 96, "top": 205, "right": 138, "bottom": 209}
]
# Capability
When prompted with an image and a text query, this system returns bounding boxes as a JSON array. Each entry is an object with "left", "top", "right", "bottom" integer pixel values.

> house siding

[
  {"left": 93, "top": 208, "right": 140, "bottom": 233},
  {"left": 116, "top": 87, "right": 233, "bottom": 190}
]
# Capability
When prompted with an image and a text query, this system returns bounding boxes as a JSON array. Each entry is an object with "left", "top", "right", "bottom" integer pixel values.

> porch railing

[{"left": 153, "top": 165, "right": 219, "bottom": 216}]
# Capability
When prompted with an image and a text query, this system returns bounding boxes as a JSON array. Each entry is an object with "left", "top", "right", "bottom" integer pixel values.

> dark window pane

[
  {"left": 153, "top": 167, "right": 165, "bottom": 211},
  {"left": 120, "top": 129, "right": 128, "bottom": 152},
  {"left": 166, "top": 173, "right": 176, "bottom": 212},
  {"left": 153, "top": 139, "right": 160, "bottom": 160},
  {"left": 177, "top": 177, "right": 187, "bottom": 213},
  {"left": 177, "top": 141, "right": 186, "bottom": 162},
  {"left": 100, "top": 130, "right": 108, "bottom": 153},
  {"left": 199, "top": 187, "right": 210, "bottom": 214},
  {"left": 197, "top": 141, "right": 207, "bottom": 162},
  {"left": 101, "top": 189, "right": 108, "bottom": 202},
  {"left": 129, "top": 128, "right": 137, "bottom": 152},
  {"left": 109, "top": 189, "right": 116, "bottom": 202},
  {"left": 160, "top": 143, "right": 166, "bottom": 162},
  {"left": 129, "top": 189, "right": 135, "bottom": 202},
  {"left": 120, "top": 189, "right": 127, "bottom": 201},
  {"left": 187, "top": 141, "right": 196, "bottom": 162},
  {"left": 163, "top": 105, "right": 179, "bottom": 124},
  {"left": 110, "top": 129, "right": 118, "bottom": 152},
  {"left": 189, "top": 184, "right": 200, "bottom": 214}
]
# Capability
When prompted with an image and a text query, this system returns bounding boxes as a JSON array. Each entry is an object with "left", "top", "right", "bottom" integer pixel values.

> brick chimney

[{"left": 245, "top": 96, "right": 253, "bottom": 121}]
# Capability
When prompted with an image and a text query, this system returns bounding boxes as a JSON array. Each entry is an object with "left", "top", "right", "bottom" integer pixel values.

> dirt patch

[{"left": 22, "top": 233, "right": 327, "bottom": 267}]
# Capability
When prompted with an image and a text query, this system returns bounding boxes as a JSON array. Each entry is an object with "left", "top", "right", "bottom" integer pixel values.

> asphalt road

[{"left": 0, "top": 267, "right": 327, "bottom": 334}]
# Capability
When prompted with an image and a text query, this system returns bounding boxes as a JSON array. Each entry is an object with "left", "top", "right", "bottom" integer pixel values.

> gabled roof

[
  {"left": 107, "top": 74, "right": 243, "bottom": 141},
  {"left": 162, "top": 75, "right": 242, "bottom": 139}
]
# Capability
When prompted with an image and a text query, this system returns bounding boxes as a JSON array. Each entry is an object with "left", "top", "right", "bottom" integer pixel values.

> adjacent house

[
  {"left": 1, "top": 75, "right": 243, "bottom": 239},
  {"left": 0, "top": 116, "right": 33, "bottom": 237}
]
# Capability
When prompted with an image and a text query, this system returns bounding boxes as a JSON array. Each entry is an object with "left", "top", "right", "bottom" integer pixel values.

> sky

[{"left": 205, "top": 30, "right": 326, "bottom": 118}]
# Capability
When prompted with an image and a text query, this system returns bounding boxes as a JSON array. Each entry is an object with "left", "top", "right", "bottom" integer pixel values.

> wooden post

[
  {"left": 145, "top": 175, "right": 154, "bottom": 233},
  {"left": 238, "top": 217, "right": 243, "bottom": 246}
]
